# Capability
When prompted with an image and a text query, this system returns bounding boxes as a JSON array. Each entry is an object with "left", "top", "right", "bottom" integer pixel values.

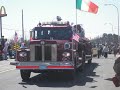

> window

[{"left": 34, "top": 27, "right": 73, "bottom": 40}]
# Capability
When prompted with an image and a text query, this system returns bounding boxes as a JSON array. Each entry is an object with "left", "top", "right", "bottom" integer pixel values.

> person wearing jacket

[
  {"left": 102, "top": 45, "right": 109, "bottom": 58},
  {"left": 3, "top": 39, "right": 9, "bottom": 60}
]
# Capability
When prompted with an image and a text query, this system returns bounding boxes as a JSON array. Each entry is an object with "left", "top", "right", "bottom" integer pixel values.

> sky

[{"left": 0, "top": 0, "right": 120, "bottom": 40}]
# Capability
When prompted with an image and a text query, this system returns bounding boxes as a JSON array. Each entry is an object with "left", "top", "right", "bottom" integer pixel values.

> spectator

[
  {"left": 102, "top": 45, "right": 109, "bottom": 58},
  {"left": 97, "top": 45, "right": 103, "bottom": 58},
  {"left": 8, "top": 44, "right": 12, "bottom": 59},
  {"left": 113, "top": 46, "right": 118, "bottom": 57},
  {"left": 20, "top": 43, "right": 27, "bottom": 49},
  {"left": 3, "top": 39, "right": 9, "bottom": 60}
]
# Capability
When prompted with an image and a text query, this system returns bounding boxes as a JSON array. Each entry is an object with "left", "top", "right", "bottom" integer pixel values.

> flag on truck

[
  {"left": 73, "top": 33, "right": 80, "bottom": 42},
  {"left": 76, "top": 0, "right": 98, "bottom": 14},
  {"left": 14, "top": 31, "right": 18, "bottom": 43}
]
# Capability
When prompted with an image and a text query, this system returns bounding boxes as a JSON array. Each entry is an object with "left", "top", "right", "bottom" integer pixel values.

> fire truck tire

[
  {"left": 88, "top": 55, "right": 92, "bottom": 64},
  {"left": 88, "top": 59, "right": 92, "bottom": 64},
  {"left": 79, "top": 51, "right": 86, "bottom": 72},
  {"left": 20, "top": 70, "right": 31, "bottom": 80}
]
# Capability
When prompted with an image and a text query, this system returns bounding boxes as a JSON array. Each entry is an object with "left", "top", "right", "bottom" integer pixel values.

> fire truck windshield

[{"left": 33, "top": 27, "right": 73, "bottom": 40}]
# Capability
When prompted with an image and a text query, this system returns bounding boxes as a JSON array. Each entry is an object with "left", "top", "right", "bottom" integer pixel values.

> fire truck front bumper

[{"left": 16, "top": 61, "right": 74, "bottom": 70}]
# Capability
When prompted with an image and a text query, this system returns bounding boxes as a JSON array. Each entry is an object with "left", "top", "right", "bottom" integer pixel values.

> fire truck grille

[
  {"left": 45, "top": 46, "right": 51, "bottom": 61},
  {"left": 35, "top": 46, "right": 42, "bottom": 61},
  {"left": 32, "top": 44, "right": 57, "bottom": 61}
]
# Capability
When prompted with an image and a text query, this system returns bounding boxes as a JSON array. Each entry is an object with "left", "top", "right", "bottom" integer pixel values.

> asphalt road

[{"left": 0, "top": 54, "right": 120, "bottom": 90}]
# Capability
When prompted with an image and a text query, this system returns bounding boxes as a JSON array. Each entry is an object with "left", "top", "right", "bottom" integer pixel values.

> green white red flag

[{"left": 76, "top": 0, "right": 98, "bottom": 14}]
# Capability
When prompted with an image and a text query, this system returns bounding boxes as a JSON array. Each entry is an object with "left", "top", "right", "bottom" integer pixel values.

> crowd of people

[
  {"left": 97, "top": 44, "right": 109, "bottom": 58},
  {"left": 0, "top": 39, "right": 13, "bottom": 60},
  {"left": 96, "top": 43, "right": 120, "bottom": 87},
  {"left": 0, "top": 38, "right": 27, "bottom": 60},
  {"left": 97, "top": 44, "right": 120, "bottom": 59}
]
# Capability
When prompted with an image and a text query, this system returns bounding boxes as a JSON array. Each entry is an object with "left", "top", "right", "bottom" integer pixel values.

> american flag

[
  {"left": 14, "top": 31, "right": 18, "bottom": 43},
  {"left": 72, "top": 33, "right": 80, "bottom": 42}
]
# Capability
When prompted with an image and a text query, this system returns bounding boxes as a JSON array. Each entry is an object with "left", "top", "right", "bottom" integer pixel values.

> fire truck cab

[{"left": 16, "top": 21, "right": 92, "bottom": 80}]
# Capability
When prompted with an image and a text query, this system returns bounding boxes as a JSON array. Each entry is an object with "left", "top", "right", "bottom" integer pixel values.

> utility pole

[
  {"left": 0, "top": 6, "right": 7, "bottom": 39},
  {"left": 22, "top": 9, "right": 24, "bottom": 42},
  {"left": 0, "top": 17, "right": 2, "bottom": 38}
]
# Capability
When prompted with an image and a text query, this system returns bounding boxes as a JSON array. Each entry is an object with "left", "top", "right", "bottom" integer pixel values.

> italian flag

[{"left": 76, "top": 0, "right": 98, "bottom": 14}]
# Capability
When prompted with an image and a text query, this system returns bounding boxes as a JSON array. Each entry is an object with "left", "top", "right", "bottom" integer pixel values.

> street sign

[{"left": 0, "top": 6, "right": 7, "bottom": 17}]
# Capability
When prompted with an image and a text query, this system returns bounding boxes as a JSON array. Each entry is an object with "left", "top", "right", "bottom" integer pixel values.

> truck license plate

[{"left": 40, "top": 65, "right": 47, "bottom": 69}]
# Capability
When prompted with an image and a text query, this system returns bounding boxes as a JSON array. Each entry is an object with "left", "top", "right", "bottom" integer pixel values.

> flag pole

[
  {"left": 72, "top": 0, "right": 78, "bottom": 61},
  {"left": 14, "top": 31, "right": 17, "bottom": 60},
  {"left": 76, "top": 3, "right": 78, "bottom": 30}
]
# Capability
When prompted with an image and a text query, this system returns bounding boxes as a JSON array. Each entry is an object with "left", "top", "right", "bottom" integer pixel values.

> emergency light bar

[{"left": 42, "top": 21, "right": 69, "bottom": 26}]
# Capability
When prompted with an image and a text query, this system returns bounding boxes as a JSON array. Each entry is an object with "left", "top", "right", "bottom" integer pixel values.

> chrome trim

[
  {"left": 42, "top": 45, "right": 45, "bottom": 61},
  {"left": 30, "top": 44, "right": 57, "bottom": 61},
  {"left": 17, "top": 61, "right": 73, "bottom": 66},
  {"left": 30, "top": 45, "right": 35, "bottom": 61},
  {"left": 16, "top": 61, "right": 74, "bottom": 70},
  {"left": 51, "top": 44, "right": 57, "bottom": 61}
]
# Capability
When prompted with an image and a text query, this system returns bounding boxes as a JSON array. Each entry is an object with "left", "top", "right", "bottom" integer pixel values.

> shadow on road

[
  {"left": 105, "top": 78, "right": 113, "bottom": 81},
  {"left": 19, "top": 63, "right": 100, "bottom": 88}
]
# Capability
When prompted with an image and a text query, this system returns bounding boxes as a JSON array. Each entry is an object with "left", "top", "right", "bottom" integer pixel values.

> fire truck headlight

[
  {"left": 62, "top": 52, "right": 70, "bottom": 57},
  {"left": 64, "top": 42, "right": 70, "bottom": 49},
  {"left": 19, "top": 52, "right": 27, "bottom": 57}
]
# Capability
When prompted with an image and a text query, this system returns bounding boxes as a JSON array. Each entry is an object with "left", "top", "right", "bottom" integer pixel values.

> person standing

[
  {"left": 103, "top": 45, "right": 109, "bottom": 58},
  {"left": 113, "top": 46, "right": 118, "bottom": 57},
  {"left": 97, "top": 46, "right": 101, "bottom": 58},
  {"left": 97, "top": 45, "right": 103, "bottom": 58},
  {"left": 8, "top": 44, "right": 12, "bottom": 59},
  {"left": 3, "top": 39, "right": 9, "bottom": 60}
]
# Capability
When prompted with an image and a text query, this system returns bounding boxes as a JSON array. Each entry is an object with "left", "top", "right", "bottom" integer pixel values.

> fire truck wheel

[
  {"left": 79, "top": 51, "right": 86, "bottom": 72},
  {"left": 88, "top": 59, "right": 92, "bottom": 64},
  {"left": 20, "top": 70, "right": 31, "bottom": 81},
  {"left": 88, "top": 55, "right": 92, "bottom": 64}
]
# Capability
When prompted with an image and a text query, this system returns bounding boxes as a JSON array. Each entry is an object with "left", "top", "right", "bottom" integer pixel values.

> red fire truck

[{"left": 16, "top": 21, "right": 92, "bottom": 80}]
